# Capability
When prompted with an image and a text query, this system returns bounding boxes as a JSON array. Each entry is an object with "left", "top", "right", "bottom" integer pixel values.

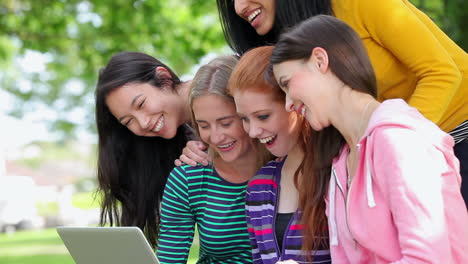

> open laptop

[{"left": 57, "top": 226, "right": 160, "bottom": 264}]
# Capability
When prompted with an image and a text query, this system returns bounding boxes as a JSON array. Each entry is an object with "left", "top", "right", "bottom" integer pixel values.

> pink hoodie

[{"left": 326, "top": 99, "right": 468, "bottom": 263}]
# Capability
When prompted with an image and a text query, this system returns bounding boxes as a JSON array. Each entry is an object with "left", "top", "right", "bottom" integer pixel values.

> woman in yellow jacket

[{"left": 217, "top": 0, "right": 468, "bottom": 206}]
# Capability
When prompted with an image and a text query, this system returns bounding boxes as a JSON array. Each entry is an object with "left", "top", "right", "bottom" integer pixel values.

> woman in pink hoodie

[{"left": 270, "top": 15, "right": 468, "bottom": 264}]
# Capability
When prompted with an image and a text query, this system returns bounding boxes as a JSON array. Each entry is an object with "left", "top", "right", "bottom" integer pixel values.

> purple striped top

[{"left": 245, "top": 158, "right": 331, "bottom": 263}]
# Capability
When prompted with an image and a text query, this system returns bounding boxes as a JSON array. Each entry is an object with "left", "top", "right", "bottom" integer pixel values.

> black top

[{"left": 275, "top": 212, "right": 294, "bottom": 250}]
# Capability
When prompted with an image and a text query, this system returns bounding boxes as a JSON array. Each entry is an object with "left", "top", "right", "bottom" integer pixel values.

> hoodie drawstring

[
  {"left": 329, "top": 140, "right": 376, "bottom": 246},
  {"left": 329, "top": 167, "right": 339, "bottom": 246},
  {"left": 365, "top": 138, "right": 376, "bottom": 208}
]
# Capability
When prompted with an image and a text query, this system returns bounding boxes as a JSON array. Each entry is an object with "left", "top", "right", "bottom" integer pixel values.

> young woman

[
  {"left": 228, "top": 46, "right": 331, "bottom": 263},
  {"left": 271, "top": 15, "right": 468, "bottom": 263},
  {"left": 217, "top": 0, "right": 468, "bottom": 205},
  {"left": 156, "top": 55, "right": 271, "bottom": 264},
  {"left": 95, "top": 51, "right": 196, "bottom": 248}
]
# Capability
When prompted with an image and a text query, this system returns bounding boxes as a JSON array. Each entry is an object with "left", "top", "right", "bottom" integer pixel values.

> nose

[
  {"left": 247, "top": 121, "right": 262, "bottom": 138},
  {"left": 234, "top": 0, "right": 248, "bottom": 17},
  {"left": 210, "top": 127, "right": 226, "bottom": 145},
  {"left": 135, "top": 113, "right": 151, "bottom": 130},
  {"left": 284, "top": 95, "right": 295, "bottom": 112}
]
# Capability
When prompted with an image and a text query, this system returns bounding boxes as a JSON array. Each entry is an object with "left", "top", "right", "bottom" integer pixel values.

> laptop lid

[{"left": 57, "top": 226, "right": 160, "bottom": 264}]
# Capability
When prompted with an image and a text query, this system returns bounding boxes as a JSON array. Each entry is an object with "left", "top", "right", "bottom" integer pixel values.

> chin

[
  {"left": 161, "top": 127, "right": 176, "bottom": 139},
  {"left": 255, "top": 23, "right": 273, "bottom": 36},
  {"left": 269, "top": 148, "right": 287, "bottom": 158},
  {"left": 256, "top": 27, "right": 269, "bottom": 36},
  {"left": 218, "top": 154, "right": 237, "bottom": 163}
]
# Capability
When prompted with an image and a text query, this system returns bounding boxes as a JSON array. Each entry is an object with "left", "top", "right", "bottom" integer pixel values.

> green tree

[
  {"left": 0, "top": 0, "right": 225, "bottom": 139},
  {"left": 0, "top": 0, "right": 466, "bottom": 139}
]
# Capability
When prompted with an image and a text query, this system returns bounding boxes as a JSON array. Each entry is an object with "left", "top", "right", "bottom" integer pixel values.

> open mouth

[
  {"left": 217, "top": 141, "right": 236, "bottom": 152},
  {"left": 296, "top": 104, "right": 307, "bottom": 117},
  {"left": 152, "top": 115, "right": 165, "bottom": 133},
  {"left": 259, "top": 135, "right": 277, "bottom": 146},
  {"left": 248, "top": 9, "right": 261, "bottom": 23}
]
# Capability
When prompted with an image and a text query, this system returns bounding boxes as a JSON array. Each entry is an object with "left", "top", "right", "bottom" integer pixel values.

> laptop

[{"left": 57, "top": 226, "right": 160, "bottom": 264}]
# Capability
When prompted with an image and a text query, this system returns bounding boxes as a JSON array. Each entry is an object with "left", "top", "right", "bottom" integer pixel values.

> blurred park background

[{"left": 0, "top": 0, "right": 466, "bottom": 263}]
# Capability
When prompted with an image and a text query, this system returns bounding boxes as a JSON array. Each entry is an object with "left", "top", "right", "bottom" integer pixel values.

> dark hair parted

[
  {"left": 270, "top": 15, "right": 377, "bottom": 254},
  {"left": 216, "top": 0, "right": 333, "bottom": 54},
  {"left": 95, "top": 51, "right": 190, "bottom": 248}
]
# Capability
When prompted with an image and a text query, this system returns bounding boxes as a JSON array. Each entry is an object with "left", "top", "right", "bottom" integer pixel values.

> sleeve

[
  {"left": 358, "top": 0, "right": 462, "bottom": 124},
  {"left": 245, "top": 188, "right": 263, "bottom": 264},
  {"left": 157, "top": 166, "right": 195, "bottom": 264},
  {"left": 372, "top": 129, "right": 452, "bottom": 263}
]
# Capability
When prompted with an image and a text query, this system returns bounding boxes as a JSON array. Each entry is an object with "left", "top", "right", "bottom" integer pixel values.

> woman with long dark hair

[
  {"left": 95, "top": 51, "right": 194, "bottom": 248},
  {"left": 217, "top": 0, "right": 468, "bottom": 206},
  {"left": 270, "top": 15, "right": 468, "bottom": 263}
]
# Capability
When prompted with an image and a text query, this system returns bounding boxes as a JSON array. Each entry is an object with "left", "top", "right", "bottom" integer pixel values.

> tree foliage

[
  {"left": 0, "top": 0, "right": 466, "bottom": 139},
  {"left": 0, "top": 0, "right": 225, "bottom": 139}
]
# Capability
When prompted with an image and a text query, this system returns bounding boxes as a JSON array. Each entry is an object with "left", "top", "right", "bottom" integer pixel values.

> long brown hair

[{"left": 270, "top": 15, "right": 377, "bottom": 254}]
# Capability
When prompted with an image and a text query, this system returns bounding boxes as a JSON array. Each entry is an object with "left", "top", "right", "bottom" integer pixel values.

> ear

[
  {"left": 155, "top": 66, "right": 172, "bottom": 79},
  {"left": 308, "top": 47, "right": 329, "bottom": 73}
]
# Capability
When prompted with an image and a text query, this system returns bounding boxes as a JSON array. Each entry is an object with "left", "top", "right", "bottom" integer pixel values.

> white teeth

[
  {"left": 259, "top": 135, "right": 275, "bottom": 144},
  {"left": 248, "top": 9, "right": 261, "bottom": 22},
  {"left": 153, "top": 116, "right": 164, "bottom": 132},
  {"left": 301, "top": 106, "right": 307, "bottom": 117},
  {"left": 218, "top": 142, "right": 234, "bottom": 148}
]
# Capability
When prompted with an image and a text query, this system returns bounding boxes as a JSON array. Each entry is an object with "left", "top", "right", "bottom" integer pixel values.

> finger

[
  {"left": 183, "top": 147, "right": 209, "bottom": 165},
  {"left": 186, "top": 141, "right": 209, "bottom": 158},
  {"left": 174, "top": 159, "right": 182, "bottom": 167},
  {"left": 179, "top": 154, "right": 198, "bottom": 167}
]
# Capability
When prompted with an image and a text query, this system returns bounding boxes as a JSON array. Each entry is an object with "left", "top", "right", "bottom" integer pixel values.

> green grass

[
  {"left": 0, "top": 228, "right": 200, "bottom": 264},
  {"left": 71, "top": 191, "right": 101, "bottom": 209}
]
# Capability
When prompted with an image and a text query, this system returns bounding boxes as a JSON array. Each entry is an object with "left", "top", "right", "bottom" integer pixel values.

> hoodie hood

[
  {"left": 363, "top": 99, "right": 454, "bottom": 151},
  {"left": 328, "top": 99, "right": 456, "bottom": 248}
]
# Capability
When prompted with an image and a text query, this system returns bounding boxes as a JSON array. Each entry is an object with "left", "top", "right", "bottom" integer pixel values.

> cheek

[
  {"left": 198, "top": 129, "right": 210, "bottom": 144},
  {"left": 242, "top": 122, "right": 250, "bottom": 135},
  {"left": 288, "top": 81, "right": 303, "bottom": 100},
  {"left": 231, "top": 122, "right": 248, "bottom": 139}
]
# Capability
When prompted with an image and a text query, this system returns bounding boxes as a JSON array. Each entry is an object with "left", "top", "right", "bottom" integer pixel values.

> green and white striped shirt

[{"left": 157, "top": 164, "right": 253, "bottom": 264}]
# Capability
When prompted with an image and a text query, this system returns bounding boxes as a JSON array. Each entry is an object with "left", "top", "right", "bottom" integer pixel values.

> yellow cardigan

[{"left": 333, "top": 0, "right": 468, "bottom": 132}]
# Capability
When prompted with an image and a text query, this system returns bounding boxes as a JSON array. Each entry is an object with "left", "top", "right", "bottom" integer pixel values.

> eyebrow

[
  {"left": 237, "top": 110, "right": 268, "bottom": 116},
  {"left": 131, "top": 94, "right": 144, "bottom": 107},
  {"left": 117, "top": 94, "right": 144, "bottom": 122},
  {"left": 195, "top": 115, "right": 237, "bottom": 123}
]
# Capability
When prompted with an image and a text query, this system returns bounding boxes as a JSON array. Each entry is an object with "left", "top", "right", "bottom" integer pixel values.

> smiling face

[
  {"left": 106, "top": 82, "right": 187, "bottom": 139},
  {"left": 234, "top": 0, "right": 275, "bottom": 36},
  {"left": 234, "top": 90, "right": 300, "bottom": 157},
  {"left": 192, "top": 94, "right": 252, "bottom": 163},
  {"left": 273, "top": 58, "right": 334, "bottom": 131}
]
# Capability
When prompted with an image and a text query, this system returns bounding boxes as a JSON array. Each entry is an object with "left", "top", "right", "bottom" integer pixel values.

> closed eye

[
  {"left": 258, "top": 114, "right": 269, "bottom": 121},
  {"left": 221, "top": 121, "right": 233, "bottom": 128},
  {"left": 124, "top": 118, "right": 133, "bottom": 127},
  {"left": 138, "top": 99, "right": 145, "bottom": 109},
  {"left": 279, "top": 77, "right": 290, "bottom": 90}
]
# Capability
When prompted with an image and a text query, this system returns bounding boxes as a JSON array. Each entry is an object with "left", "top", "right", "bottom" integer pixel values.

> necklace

[
  {"left": 347, "top": 99, "right": 373, "bottom": 188},
  {"left": 355, "top": 100, "right": 373, "bottom": 148}
]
